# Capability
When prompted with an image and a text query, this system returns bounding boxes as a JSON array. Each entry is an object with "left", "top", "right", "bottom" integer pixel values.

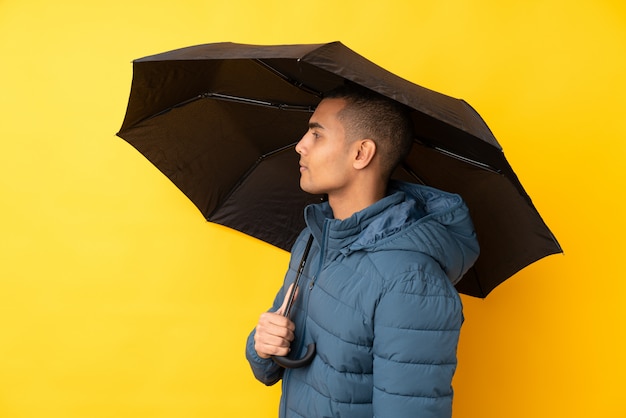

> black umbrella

[{"left": 116, "top": 41, "right": 561, "bottom": 298}]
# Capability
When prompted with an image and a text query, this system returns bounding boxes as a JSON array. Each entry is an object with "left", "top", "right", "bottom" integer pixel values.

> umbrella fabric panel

[
  {"left": 296, "top": 42, "right": 501, "bottom": 147},
  {"left": 120, "top": 57, "right": 322, "bottom": 131},
  {"left": 400, "top": 144, "right": 562, "bottom": 296},
  {"left": 211, "top": 148, "right": 323, "bottom": 251},
  {"left": 120, "top": 97, "right": 313, "bottom": 223}
]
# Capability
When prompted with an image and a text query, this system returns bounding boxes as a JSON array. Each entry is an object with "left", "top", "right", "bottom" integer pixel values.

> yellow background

[{"left": 1, "top": 0, "right": 625, "bottom": 417}]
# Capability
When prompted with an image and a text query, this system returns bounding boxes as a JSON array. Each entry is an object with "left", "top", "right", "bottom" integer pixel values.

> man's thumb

[{"left": 276, "top": 283, "right": 296, "bottom": 317}]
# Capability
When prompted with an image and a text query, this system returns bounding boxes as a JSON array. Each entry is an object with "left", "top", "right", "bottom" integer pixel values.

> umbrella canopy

[{"left": 117, "top": 41, "right": 562, "bottom": 297}]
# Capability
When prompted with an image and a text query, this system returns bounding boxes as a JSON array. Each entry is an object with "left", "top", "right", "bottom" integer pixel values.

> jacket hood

[{"left": 304, "top": 180, "right": 479, "bottom": 285}]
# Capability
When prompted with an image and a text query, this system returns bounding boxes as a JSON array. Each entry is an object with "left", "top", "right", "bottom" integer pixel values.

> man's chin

[
  {"left": 300, "top": 183, "right": 324, "bottom": 197},
  {"left": 299, "top": 180, "right": 311, "bottom": 194}
]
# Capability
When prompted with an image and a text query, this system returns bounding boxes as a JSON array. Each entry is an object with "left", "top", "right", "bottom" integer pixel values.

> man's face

[{"left": 295, "top": 98, "right": 356, "bottom": 196}]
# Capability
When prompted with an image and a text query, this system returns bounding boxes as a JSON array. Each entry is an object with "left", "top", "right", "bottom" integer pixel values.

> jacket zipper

[{"left": 281, "top": 222, "right": 329, "bottom": 416}]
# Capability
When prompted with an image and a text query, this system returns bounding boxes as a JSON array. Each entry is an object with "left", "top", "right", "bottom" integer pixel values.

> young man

[{"left": 246, "top": 85, "right": 479, "bottom": 417}]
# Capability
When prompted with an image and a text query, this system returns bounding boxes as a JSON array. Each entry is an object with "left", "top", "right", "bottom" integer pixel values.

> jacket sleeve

[
  {"left": 245, "top": 280, "right": 291, "bottom": 386},
  {"left": 372, "top": 268, "right": 463, "bottom": 418},
  {"left": 245, "top": 230, "right": 309, "bottom": 386},
  {"left": 245, "top": 328, "right": 284, "bottom": 386}
]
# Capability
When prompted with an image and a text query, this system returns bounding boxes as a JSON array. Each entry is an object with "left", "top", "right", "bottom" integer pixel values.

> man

[{"left": 246, "top": 85, "right": 479, "bottom": 417}]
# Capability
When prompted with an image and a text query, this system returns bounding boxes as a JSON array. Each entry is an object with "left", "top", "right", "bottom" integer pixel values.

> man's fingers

[
  {"left": 254, "top": 283, "right": 300, "bottom": 359},
  {"left": 254, "top": 311, "right": 296, "bottom": 358},
  {"left": 254, "top": 324, "right": 293, "bottom": 358}
]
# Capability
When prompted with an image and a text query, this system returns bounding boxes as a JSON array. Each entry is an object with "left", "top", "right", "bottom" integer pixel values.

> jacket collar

[
  {"left": 302, "top": 181, "right": 480, "bottom": 284},
  {"left": 304, "top": 190, "right": 407, "bottom": 253}
]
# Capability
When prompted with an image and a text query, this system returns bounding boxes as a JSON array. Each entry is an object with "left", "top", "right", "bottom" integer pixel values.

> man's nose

[{"left": 295, "top": 135, "right": 306, "bottom": 155}]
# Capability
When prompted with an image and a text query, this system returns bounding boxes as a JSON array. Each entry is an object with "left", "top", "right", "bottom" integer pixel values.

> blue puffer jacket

[{"left": 246, "top": 181, "right": 479, "bottom": 418}]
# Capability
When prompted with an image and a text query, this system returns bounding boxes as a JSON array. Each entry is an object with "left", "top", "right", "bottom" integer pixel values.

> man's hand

[{"left": 254, "top": 284, "right": 297, "bottom": 359}]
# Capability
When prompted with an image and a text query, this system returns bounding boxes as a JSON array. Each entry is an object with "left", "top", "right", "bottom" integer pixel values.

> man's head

[
  {"left": 296, "top": 84, "right": 414, "bottom": 212},
  {"left": 323, "top": 84, "right": 414, "bottom": 180}
]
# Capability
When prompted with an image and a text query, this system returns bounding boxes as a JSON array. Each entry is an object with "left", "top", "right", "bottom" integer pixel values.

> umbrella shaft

[{"left": 284, "top": 235, "right": 314, "bottom": 318}]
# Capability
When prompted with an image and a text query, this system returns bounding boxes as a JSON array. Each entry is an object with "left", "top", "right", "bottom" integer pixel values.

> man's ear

[{"left": 353, "top": 139, "right": 377, "bottom": 170}]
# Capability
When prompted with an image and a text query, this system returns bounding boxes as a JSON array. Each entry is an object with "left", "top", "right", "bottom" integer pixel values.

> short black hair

[{"left": 323, "top": 83, "right": 414, "bottom": 179}]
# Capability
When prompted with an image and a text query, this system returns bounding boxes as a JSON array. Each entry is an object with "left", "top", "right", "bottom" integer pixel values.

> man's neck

[{"left": 328, "top": 180, "right": 387, "bottom": 220}]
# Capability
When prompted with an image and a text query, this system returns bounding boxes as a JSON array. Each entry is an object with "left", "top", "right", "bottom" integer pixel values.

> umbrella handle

[{"left": 272, "top": 343, "right": 316, "bottom": 369}]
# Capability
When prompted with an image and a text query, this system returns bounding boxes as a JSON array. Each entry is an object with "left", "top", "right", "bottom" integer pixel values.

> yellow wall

[{"left": 1, "top": 1, "right": 624, "bottom": 417}]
